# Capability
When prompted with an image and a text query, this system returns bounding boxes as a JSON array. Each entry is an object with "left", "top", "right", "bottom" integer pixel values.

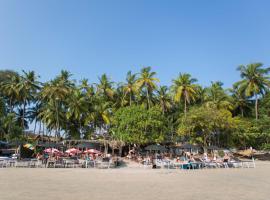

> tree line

[{"left": 0, "top": 63, "right": 270, "bottom": 150}]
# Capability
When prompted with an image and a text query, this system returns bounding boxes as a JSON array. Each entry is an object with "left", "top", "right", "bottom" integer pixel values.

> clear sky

[{"left": 0, "top": 0, "right": 269, "bottom": 88}]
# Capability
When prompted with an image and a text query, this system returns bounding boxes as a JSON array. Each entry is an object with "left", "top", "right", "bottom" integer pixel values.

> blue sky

[{"left": 0, "top": 0, "right": 270, "bottom": 88}]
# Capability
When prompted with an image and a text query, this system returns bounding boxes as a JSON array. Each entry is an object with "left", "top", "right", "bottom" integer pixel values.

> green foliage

[
  {"left": 178, "top": 106, "right": 236, "bottom": 148},
  {"left": 111, "top": 105, "right": 167, "bottom": 145},
  {"left": 171, "top": 73, "right": 198, "bottom": 116},
  {"left": 235, "top": 63, "right": 270, "bottom": 120},
  {"left": 232, "top": 116, "right": 270, "bottom": 149},
  {"left": 0, "top": 64, "right": 270, "bottom": 150}
]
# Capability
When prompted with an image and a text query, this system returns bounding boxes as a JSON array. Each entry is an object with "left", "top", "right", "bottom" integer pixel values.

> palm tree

[
  {"left": 85, "top": 98, "right": 111, "bottom": 137},
  {"left": 1, "top": 75, "right": 20, "bottom": 113},
  {"left": 171, "top": 73, "right": 197, "bottom": 117},
  {"left": 236, "top": 63, "right": 270, "bottom": 120},
  {"left": 40, "top": 70, "right": 74, "bottom": 138},
  {"left": 16, "top": 71, "right": 40, "bottom": 132},
  {"left": 114, "top": 84, "right": 127, "bottom": 108},
  {"left": 66, "top": 89, "right": 87, "bottom": 138},
  {"left": 136, "top": 67, "right": 159, "bottom": 109},
  {"left": 156, "top": 86, "right": 172, "bottom": 114},
  {"left": 96, "top": 74, "right": 114, "bottom": 100},
  {"left": 123, "top": 71, "right": 138, "bottom": 106},
  {"left": 38, "top": 100, "right": 62, "bottom": 136},
  {"left": 15, "top": 108, "right": 29, "bottom": 130},
  {"left": 204, "top": 81, "right": 232, "bottom": 110},
  {"left": 28, "top": 102, "right": 42, "bottom": 134},
  {"left": 1, "top": 75, "right": 21, "bottom": 137},
  {"left": 229, "top": 84, "right": 250, "bottom": 117}
]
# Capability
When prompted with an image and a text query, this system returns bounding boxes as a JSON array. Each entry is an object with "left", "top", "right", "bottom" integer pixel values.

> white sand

[{"left": 0, "top": 161, "right": 270, "bottom": 200}]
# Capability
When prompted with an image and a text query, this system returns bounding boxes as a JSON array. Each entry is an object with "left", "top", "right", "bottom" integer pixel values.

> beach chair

[
  {"left": 35, "top": 160, "right": 43, "bottom": 168},
  {"left": 64, "top": 159, "right": 75, "bottom": 168},
  {"left": 241, "top": 159, "right": 256, "bottom": 168},
  {"left": 0, "top": 160, "right": 7, "bottom": 168},
  {"left": 54, "top": 159, "right": 64, "bottom": 168}
]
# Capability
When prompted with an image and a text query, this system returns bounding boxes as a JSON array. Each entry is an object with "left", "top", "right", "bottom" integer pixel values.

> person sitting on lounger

[
  {"left": 202, "top": 153, "right": 210, "bottom": 162},
  {"left": 188, "top": 154, "right": 195, "bottom": 163},
  {"left": 212, "top": 154, "right": 217, "bottom": 161},
  {"left": 223, "top": 153, "right": 230, "bottom": 163}
]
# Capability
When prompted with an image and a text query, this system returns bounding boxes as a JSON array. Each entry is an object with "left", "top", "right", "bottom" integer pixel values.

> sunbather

[{"left": 223, "top": 153, "right": 230, "bottom": 162}]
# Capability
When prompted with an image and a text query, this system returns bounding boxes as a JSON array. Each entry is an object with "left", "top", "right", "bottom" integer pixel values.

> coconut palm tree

[
  {"left": 236, "top": 63, "right": 270, "bottom": 120},
  {"left": 136, "top": 67, "right": 159, "bottom": 109},
  {"left": 113, "top": 84, "right": 127, "bottom": 108},
  {"left": 122, "top": 71, "right": 138, "bottom": 106},
  {"left": 156, "top": 86, "right": 172, "bottom": 114},
  {"left": 229, "top": 84, "right": 250, "bottom": 117},
  {"left": 96, "top": 74, "right": 114, "bottom": 100},
  {"left": 28, "top": 102, "right": 43, "bottom": 134},
  {"left": 204, "top": 81, "right": 232, "bottom": 110},
  {"left": 38, "top": 100, "right": 63, "bottom": 136},
  {"left": 85, "top": 98, "right": 111, "bottom": 137},
  {"left": 66, "top": 89, "right": 88, "bottom": 138},
  {"left": 1, "top": 75, "right": 20, "bottom": 113},
  {"left": 40, "top": 70, "right": 74, "bottom": 138},
  {"left": 171, "top": 73, "right": 197, "bottom": 117},
  {"left": 16, "top": 70, "right": 40, "bottom": 132}
]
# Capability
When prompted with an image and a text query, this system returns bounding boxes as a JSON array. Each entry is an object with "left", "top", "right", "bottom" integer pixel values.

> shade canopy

[
  {"left": 66, "top": 148, "right": 82, "bottom": 154},
  {"left": 177, "top": 143, "right": 199, "bottom": 150},
  {"left": 44, "top": 148, "right": 60, "bottom": 154},
  {"left": 38, "top": 143, "right": 64, "bottom": 148},
  {"left": 0, "top": 141, "right": 9, "bottom": 148},
  {"left": 207, "top": 145, "right": 221, "bottom": 150},
  {"left": 77, "top": 142, "right": 100, "bottom": 149},
  {"left": 145, "top": 144, "right": 167, "bottom": 152},
  {"left": 84, "top": 149, "right": 101, "bottom": 154}
]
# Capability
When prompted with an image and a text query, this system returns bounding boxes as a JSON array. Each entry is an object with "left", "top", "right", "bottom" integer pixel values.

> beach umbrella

[
  {"left": 145, "top": 144, "right": 167, "bottom": 152},
  {"left": 44, "top": 148, "right": 60, "bottom": 154},
  {"left": 176, "top": 143, "right": 199, "bottom": 150},
  {"left": 84, "top": 149, "right": 101, "bottom": 154},
  {"left": 65, "top": 148, "right": 82, "bottom": 154},
  {"left": 175, "top": 143, "right": 200, "bottom": 154},
  {"left": 23, "top": 143, "right": 35, "bottom": 150},
  {"left": 207, "top": 145, "right": 221, "bottom": 150},
  {"left": 77, "top": 142, "right": 100, "bottom": 149},
  {"left": 38, "top": 142, "right": 64, "bottom": 148}
]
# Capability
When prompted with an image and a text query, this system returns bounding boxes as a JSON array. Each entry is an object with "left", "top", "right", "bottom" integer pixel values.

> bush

[{"left": 261, "top": 143, "right": 270, "bottom": 151}]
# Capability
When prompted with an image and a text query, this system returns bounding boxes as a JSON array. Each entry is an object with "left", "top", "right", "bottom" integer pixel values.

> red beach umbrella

[
  {"left": 44, "top": 148, "right": 60, "bottom": 154},
  {"left": 65, "top": 148, "right": 82, "bottom": 154},
  {"left": 84, "top": 149, "right": 101, "bottom": 154}
]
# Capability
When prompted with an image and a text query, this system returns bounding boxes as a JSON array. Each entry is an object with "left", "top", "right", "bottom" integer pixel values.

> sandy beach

[{"left": 0, "top": 161, "right": 270, "bottom": 200}]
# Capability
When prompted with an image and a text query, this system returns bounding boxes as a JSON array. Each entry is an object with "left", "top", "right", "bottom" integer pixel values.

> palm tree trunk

[
  {"left": 162, "top": 104, "right": 165, "bottom": 115},
  {"left": 55, "top": 101, "right": 60, "bottom": 139},
  {"left": 79, "top": 119, "right": 82, "bottom": 139},
  {"left": 34, "top": 120, "right": 37, "bottom": 134},
  {"left": 119, "top": 144, "right": 123, "bottom": 157},
  {"left": 9, "top": 98, "right": 13, "bottom": 113},
  {"left": 184, "top": 97, "right": 187, "bottom": 118},
  {"left": 146, "top": 88, "right": 150, "bottom": 109},
  {"left": 22, "top": 98, "right": 26, "bottom": 135},
  {"left": 7, "top": 98, "right": 13, "bottom": 137},
  {"left": 240, "top": 107, "right": 244, "bottom": 117},
  {"left": 38, "top": 121, "right": 42, "bottom": 135},
  {"left": 255, "top": 94, "right": 258, "bottom": 120},
  {"left": 130, "top": 93, "right": 132, "bottom": 106},
  {"left": 42, "top": 123, "right": 45, "bottom": 136},
  {"left": 203, "top": 134, "right": 207, "bottom": 153}
]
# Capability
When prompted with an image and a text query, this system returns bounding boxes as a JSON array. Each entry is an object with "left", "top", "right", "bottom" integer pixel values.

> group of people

[
  {"left": 127, "top": 149, "right": 233, "bottom": 169},
  {"left": 35, "top": 151, "right": 103, "bottom": 165}
]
